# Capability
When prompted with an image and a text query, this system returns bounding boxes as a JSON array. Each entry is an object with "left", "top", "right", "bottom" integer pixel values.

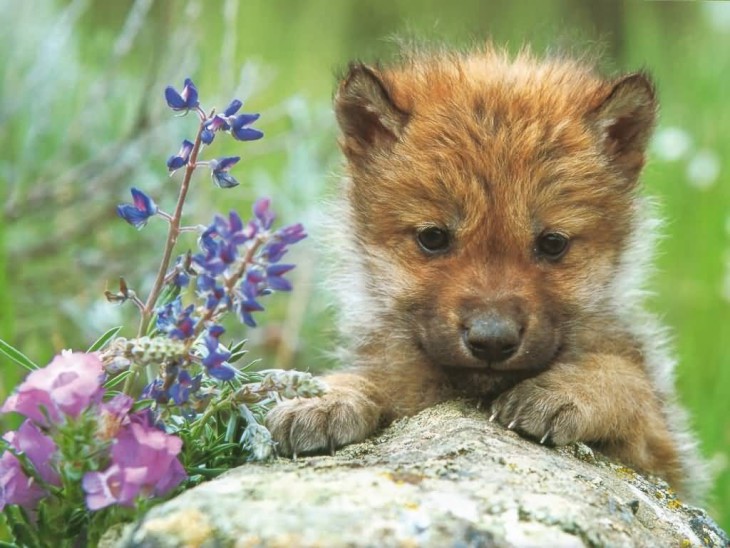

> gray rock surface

[{"left": 112, "top": 400, "right": 728, "bottom": 547}]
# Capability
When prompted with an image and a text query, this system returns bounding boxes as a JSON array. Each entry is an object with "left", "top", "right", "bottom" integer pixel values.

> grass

[{"left": 1, "top": 0, "right": 728, "bottom": 532}]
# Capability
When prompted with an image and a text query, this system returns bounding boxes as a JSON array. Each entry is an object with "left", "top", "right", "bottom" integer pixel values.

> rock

[{"left": 114, "top": 400, "right": 728, "bottom": 547}]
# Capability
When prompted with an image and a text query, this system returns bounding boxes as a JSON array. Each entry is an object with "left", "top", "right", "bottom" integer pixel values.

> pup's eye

[
  {"left": 536, "top": 232, "right": 569, "bottom": 260},
  {"left": 417, "top": 226, "right": 451, "bottom": 254}
]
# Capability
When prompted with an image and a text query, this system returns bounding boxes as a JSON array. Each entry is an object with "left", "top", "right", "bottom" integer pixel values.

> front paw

[
  {"left": 490, "top": 377, "right": 588, "bottom": 446},
  {"left": 265, "top": 390, "right": 381, "bottom": 457}
]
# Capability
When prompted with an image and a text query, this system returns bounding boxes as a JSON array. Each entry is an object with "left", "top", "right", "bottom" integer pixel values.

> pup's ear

[
  {"left": 334, "top": 63, "right": 409, "bottom": 163},
  {"left": 591, "top": 73, "right": 657, "bottom": 183}
]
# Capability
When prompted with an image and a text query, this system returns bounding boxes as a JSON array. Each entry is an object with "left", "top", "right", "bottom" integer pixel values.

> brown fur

[{"left": 266, "top": 44, "right": 706, "bottom": 501}]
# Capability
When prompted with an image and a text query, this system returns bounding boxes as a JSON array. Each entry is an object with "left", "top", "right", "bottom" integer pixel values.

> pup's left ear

[{"left": 591, "top": 73, "right": 657, "bottom": 183}]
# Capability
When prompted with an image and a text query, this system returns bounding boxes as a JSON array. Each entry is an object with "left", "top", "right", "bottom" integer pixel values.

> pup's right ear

[{"left": 334, "top": 64, "right": 409, "bottom": 163}]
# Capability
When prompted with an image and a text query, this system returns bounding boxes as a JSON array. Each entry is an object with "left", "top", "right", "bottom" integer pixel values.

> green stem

[{"left": 123, "top": 117, "right": 206, "bottom": 396}]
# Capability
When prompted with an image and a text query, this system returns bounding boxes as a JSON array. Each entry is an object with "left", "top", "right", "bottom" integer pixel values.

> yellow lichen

[{"left": 141, "top": 508, "right": 214, "bottom": 548}]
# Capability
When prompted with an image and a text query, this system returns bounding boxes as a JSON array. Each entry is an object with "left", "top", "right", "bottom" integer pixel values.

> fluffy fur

[{"left": 266, "top": 44, "right": 707, "bottom": 501}]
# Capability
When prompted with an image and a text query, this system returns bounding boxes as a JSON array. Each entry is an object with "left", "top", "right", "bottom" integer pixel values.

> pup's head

[{"left": 333, "top": 46, "right": 656, "bottom": 374}]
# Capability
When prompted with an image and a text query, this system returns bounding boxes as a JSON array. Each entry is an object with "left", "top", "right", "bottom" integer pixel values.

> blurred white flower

[
  {"left": 61, "top": 297, "right": 124, "bottom": 335},
  {"left": 651, "top": 127, "right": 692, "bottom": 161},
  {"left": 686, "top": 149, "right": 721, "bottom": 190}
]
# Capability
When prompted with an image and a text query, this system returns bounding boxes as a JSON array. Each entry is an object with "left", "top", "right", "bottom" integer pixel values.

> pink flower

[
  {"left": 82, "top": 464, "right": 142, "bottom": 510},
  {"left": 5, "top": 420, "right": 60, "bottom": 486},
  {"left": 1, "top": 352, "right": 104, "bottom": 425},
  {"left": 111, "top": 422, "right": 186, "bottom": 496},
  {"left": 0, "top": 451, "right": 46, "bottom": 511},
  {"left": 82, "top": 421, "right": 186, "bottom": 510}
]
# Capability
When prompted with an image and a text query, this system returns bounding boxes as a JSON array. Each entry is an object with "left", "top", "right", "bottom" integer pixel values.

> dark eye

[
  {"left": 417, "top": 226, "right": 451, "bottom": 254},
  {"left": 536, "top": 232, "right": 569, "bottom": 260}
]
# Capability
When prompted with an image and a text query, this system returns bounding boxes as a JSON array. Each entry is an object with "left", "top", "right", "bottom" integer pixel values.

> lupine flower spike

[{"left": 0, "top": 72, "right": 320, "bottom": 544}]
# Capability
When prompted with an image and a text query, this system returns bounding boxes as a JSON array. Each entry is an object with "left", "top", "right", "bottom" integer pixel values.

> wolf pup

[{"left": 266, "top": 45, "right": 705, "bottom": 500}]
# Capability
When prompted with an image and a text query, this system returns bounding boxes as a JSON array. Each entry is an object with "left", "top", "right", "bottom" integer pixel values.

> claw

[
  {"left": 328, "top": 439, "right": 337, "bottom": 457},
  {"left": 540, "top": 430, "right": 551, "bottom": 445},
  {"left": 507, "top": 419, "right": 517, "bottom": 430},
  {"left": 476, "top": 400, "right": 483, "bottom": 411},
  {"left": 489, "top": 411, "right": 498, "bottom": 422},
  {"left": 292, "top": 451, "right": 298, "bottom": 461}
]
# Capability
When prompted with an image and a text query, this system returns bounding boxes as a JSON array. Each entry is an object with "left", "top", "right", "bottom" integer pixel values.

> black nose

[{"left": 463, "top": 313, "right": 522, "bottom": 363}]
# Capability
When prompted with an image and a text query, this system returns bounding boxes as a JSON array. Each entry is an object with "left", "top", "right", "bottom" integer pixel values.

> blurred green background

[{"left": 0, "top": 0, "right": 727, "bottom": 531}]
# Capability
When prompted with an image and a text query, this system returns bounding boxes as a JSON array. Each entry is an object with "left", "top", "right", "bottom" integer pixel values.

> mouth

[{"left": 424, "top": 333, "right": 562, "bottom": 374}]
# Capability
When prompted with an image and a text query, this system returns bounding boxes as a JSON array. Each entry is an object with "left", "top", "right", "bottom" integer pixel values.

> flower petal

[
  {"left": 117, "top": 204, "right": 150, "bottom": 229},
  {"left": 232, "top": 127, "right": 264, "bottom": 142},
  {"left": 130, "top": 188, "right": 158, "bottom": 215},
  {"left": 200, "top": 128, "right": 215, "bottom": 145},
  {"left": 253, "top": 197, "right": 275, "bottom": 230},
  {"left": 223, "top": 99, "right": 243, "bottom": 117},
  {"left": 164, "top": 86, "right": 187, "bottom": 110},
  {"left": 212, "top": 171, "right": 239, "bottom": 189},
  {"left": 207, "top": 363, "right": 236, "bottom": 381},
  {"left": 214, "top": 156, "right": 240, "bottom": 171}
]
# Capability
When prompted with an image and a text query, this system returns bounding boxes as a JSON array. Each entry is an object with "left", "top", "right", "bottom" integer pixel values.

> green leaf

[
  {"left": 228, "top": 339, "right": 248, "bottom": 363},
  {"left": 87, "top": 326, "right": 122, "bottom": 352},
  {"left": 0, "top": 338, "right": 39, "bottom": 371},
  {"left": 103, "top": 370, "right": 132, "bottom": 389},
  {"left": 4, "top": 506, "right": 41, "bottom": 548},
  {"left": 188, "top": 467, "right": 229, "bottom": 478},
  {"left": 132, "top": 399, "right": 154, "bottom": 413}
]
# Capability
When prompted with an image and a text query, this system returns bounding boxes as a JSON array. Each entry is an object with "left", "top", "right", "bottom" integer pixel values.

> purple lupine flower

[
  {"left": 209, "top": 211, "right": 250, "bottom": 244},
  {"left": 276, "top": 223, "right": 307, "bottom": 245},
  {"left": 201, "top": 326, "right": 236, "bottom": 380},
  {"left": 5, "top": 420, "right": 60, "bottom": 486},
  {"left": 266, "top": 263, "right": 296, "bottom": 291},
  {"left": 0, "top": 451, "right": 46, "bottom": 511},
  {"left": 223, "top": 99, "right": 243, "bottom": 117},
  {"left": 209, "top": 156, "right": 240, "bottom": 189},
  {"left": 235, "top": 280, "right": 265, "bottom": 328},
  {"left": 253, "top": 197, "right": 275, "bottom": 231},
  {"left": 168, "top": 254, "right": 193, "bottom": 288},
  {"left": 2, "top": 352, "right": 104, "bottom": 426},
  {"left": 167, "top": 139, "right": 194, "bottom": 173},
  {"left": 200, "top": 99, "right": 243, "bottom": 144},
  {"left": 230, "top": 113, "right": 263, "bottom": 142},
  {"left": 116, "top": 188, "right": 159, "bottom": 230},
  {"left": 197, "top": 273, "right": 229, "bottom": 312},
  {"left": 164, "top": 78, "right": 199, "bottom": 113},
  {"left": 156, "top": 298, "right": 197, "bottom": 340},
  {"left": 195, "top": 231, "right": 238, "bottom": 276},
  {"left": 142, "top": 378, "right": 167, "bottom": 404},
  {"left": 142, "top": 367, "right": 200, "bottom": 407},
  {"left": 190, "top": 202, "right": 306, "bottom": 330},
  {"left": 168, "top": 370, "right": 202, "bottom": 405},
  {"left": 194, "top": 212, "right": 252, "bottom": 276},
  {"left": 200, "top": 127, "right": 216, "bottom": 145},
  {"left": 260, "top": 223, "right": 307, "bottom": 263}
]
